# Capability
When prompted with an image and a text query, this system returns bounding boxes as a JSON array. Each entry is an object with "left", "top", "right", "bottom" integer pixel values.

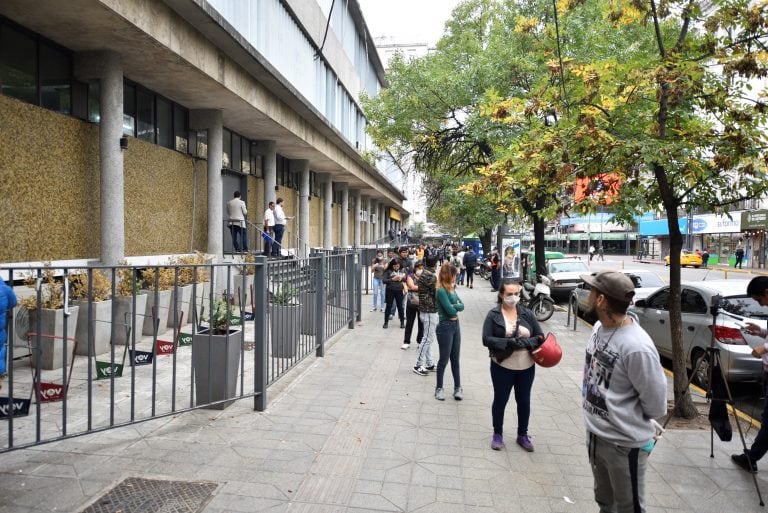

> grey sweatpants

[{"left": 587, "top": 432, "right": 648, "bottom": 513}]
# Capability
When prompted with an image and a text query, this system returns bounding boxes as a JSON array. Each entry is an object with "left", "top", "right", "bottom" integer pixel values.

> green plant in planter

[
  {"left": 270, "top": 283, "right": 299, "bottom": 306},
  {"left": 203, "top": 297, "right": 237, "bottom": 334},
  {"left": 70, "top": 269, "right": 111, "bottom": 302}
]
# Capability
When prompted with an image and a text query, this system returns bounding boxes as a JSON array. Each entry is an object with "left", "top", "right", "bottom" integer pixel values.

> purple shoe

[
  {"left": 491, "top": 433, "right": 504, "bottom": 451},
  {"left": 516, "top": 435, "right": 534, "bottom": 452}
]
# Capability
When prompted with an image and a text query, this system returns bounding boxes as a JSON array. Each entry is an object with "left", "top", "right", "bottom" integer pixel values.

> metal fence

[{"left": 0, "top": 250, "right": 359, "bottom": 453}]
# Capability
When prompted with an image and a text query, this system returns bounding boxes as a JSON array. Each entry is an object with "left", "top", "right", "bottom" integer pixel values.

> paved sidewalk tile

[{"left": 2, "top": 280, "right": 768, "bottom": 512}]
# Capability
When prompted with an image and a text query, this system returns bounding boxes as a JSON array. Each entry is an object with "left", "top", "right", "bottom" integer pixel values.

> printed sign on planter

[{"left": 129, "top": 349, "right": 154, "bottom": 366}]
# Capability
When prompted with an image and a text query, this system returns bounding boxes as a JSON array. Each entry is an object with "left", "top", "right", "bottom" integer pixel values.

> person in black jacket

[
  {"left": 482, "top": 279, "right": 544, "bottom": 452},
  {"left": 382, "top": 259, "right": 406, "bottom": 329}
]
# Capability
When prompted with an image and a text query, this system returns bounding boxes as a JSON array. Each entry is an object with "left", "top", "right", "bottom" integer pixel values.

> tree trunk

[
  {"left": 532, "top": 214, "right": 547, "bottom": 281},
  {"left": 480, "top": 228, "right": 493, "bottom": 257}
]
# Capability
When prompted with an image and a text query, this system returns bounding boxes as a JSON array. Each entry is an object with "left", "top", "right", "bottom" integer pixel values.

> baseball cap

[{"left": 580, "top": 271, "right": 635, "bottom": 304}]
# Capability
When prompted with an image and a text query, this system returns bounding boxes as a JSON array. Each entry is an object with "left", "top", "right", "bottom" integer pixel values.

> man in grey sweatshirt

[{"left": 580, "top": 271, "right": 667, "bottom": 513}]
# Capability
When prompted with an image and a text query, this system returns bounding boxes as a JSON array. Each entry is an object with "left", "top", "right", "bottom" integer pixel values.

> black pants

[
  {"left": 404, "top": 303, "right": 423, "bottom": 344},
  {"left": 466, "top": 266, "right": 475, "bottom": 286},
  {"left": 384, "top": 289, "right": 404, "bottom": 323},
  {"left": 491, "top": 268, "right": 501, "bottom": 291}
]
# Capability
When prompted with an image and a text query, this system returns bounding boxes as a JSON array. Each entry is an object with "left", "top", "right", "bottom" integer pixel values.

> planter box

[
  {"left": 112, "top": 293, "right": 149, "bottom": 345},
  {"left": 168, "top": 285, "right": 193, "bottom": 327},
  {"left": 233, "top": 274, "right": 255, "bottom": 310},
  {"left": 29, "top": 306, "right": 79, "bottom": 370},
  {"left": 73, "top": 299, "right": 112, "bottom": 356},
  {"left": 142, "top": 289, "right": 172, "bottom": 336},
  {"left": 270, "top": 304, "right": 300, "bottom": 358},
  {"left": 193, "top": 329, "right": 243, "bottom": 409},
  {"left": 300, "top": 291, "right": 317, "bottom": 336}
]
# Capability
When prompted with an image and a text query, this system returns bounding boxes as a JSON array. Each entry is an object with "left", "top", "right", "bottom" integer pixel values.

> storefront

[{"left": 741, "top": 210, "right": 768, "bottom": 268}]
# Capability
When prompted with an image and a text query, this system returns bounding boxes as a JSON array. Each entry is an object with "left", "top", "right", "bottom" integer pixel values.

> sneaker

[
  {"left": 389, "top": 314, "right": 394, "bottom": 320},
  {"left": 732, "top": 453, "right": 758, "bottom": 473},
  {"left": 401, "top": 343, "right": 410, "bottom": 350},
  {"left": 400, "top": 320, "right": 405, "bottom": 328},
  {"left": 435, "top": 388, "right": 445, "bottom": 401},
  {"left": 516, "top": 435, "right": 534, "bottom": 452},
  {"left": 412, "top": 366, "right": 428, "bottom": 376},
  {"left": 425, "top": 365, "right": 436, "bottom": 372},
  {"left": 454, "top": 387, "right": 463, "bottom": 400},
  {"left": 491, "top": 434, "right": 504, "bottom": 451},
  {"left": 370, "top": 307, "right": 376, "bottom": 312},
  {"left": 383, "top": 322, "right": 388, "bottom": 329}
]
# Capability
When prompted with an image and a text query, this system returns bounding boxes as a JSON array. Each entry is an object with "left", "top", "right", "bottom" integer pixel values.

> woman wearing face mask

[
  {"left": 481, "top": 279, "right": 544, "bottom": 452},
  {"left": 402, "top": 261, "right": 424, "bottom": 350}
]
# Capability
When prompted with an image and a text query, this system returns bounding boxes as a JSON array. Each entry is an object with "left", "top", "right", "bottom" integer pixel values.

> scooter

[
  {"left": 478, "top": 258, "right": 493, "bottom": 281},
  {"left": 522, "top": 275, "right": 555, "bottom": 322}
]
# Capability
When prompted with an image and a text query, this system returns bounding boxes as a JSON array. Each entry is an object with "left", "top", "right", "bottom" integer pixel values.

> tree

[{"left": 473, "top": 0, "right": 768, "bottom": 417}]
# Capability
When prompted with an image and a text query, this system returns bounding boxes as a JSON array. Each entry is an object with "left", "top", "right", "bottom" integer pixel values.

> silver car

[
  {"left": 570, "top": 269, "right": 666, "bottom": 321},
  {"left": 632, "top": 280, "right": 766, "bottom": 388},
  {"left": 546, "top": 258, "right": 591, "bottom": 298}
]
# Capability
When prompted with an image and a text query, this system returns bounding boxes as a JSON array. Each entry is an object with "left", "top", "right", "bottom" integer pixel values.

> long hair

[{"left": 437, "top": 264, "right": 457, "bottom": 291}]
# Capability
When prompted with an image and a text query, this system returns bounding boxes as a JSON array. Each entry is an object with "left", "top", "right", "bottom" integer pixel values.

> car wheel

[
  {"left": 694, "top": 265, "right": 701, "bottom": 268},
  {"left": 691, "top": 349, "right": 709, "bottom": 390}
]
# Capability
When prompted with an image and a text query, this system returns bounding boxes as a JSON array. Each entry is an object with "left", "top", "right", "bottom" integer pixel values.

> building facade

[{"left": 0, "top": 0, "right": 407, "bottom": 265}]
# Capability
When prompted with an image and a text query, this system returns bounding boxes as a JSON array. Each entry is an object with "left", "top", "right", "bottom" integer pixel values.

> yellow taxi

[{"left": 664, "top": 250, "right": 703, "bottom": 268}]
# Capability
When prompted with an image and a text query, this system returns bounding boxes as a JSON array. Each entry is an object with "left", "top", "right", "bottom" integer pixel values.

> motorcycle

[
  {"left": 478, "top": 258, "right": 493, "bottom": 281},
  {"left": 521, "top": 275, "right": 555, "bottom": 322}
]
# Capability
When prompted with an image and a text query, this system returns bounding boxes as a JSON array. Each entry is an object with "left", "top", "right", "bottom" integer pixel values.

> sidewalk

[{"left": 1, "top": 282, "right": 766, "bottom": 512}]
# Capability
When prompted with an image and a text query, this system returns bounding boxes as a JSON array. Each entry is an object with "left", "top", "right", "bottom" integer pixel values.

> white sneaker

[
  {"left": 370, "top": 308, "right": 376, "bottom": 312},
  {"left": 401, "top": 343, "right": 409, "bottom": 350}
]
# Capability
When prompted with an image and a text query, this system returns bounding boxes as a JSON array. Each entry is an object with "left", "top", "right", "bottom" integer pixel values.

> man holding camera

[{"left": 581, "top": 271, "right": 667, "bottom": 513}]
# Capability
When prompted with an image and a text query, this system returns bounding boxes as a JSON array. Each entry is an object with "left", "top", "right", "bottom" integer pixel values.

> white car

[
  {"left": 570, "top": 269, "right": 665, "bottom": 320},
  {"left": 632, "top": 280, "right": 766, "bottom": 388},
  {"left": 545, "top": 258, "right": 591, "bottom": 298}
]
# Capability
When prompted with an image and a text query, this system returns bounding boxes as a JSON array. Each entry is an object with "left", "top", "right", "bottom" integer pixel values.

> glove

[{"left": 527, "top": 335, "right": 544, "bottom": 350}]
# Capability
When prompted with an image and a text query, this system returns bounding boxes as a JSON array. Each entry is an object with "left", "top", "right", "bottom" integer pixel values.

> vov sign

[{"left": 0, "top": 398, "right": 31, "bottom": 418}]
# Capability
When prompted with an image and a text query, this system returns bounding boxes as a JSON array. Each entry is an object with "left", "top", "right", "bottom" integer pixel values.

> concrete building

[{"left": 0, "top": 0, "right": 408, "bottom": 265}]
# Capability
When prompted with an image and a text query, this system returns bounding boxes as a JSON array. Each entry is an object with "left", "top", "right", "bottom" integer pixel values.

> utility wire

[
  {"left": 552, "top": 0, "right": 569, "bottom": 115},
  {"left": 315, "top": 0, "right": 336, "bottom": 60}
]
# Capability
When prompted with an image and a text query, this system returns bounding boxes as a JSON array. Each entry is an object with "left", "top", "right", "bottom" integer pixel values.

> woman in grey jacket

[{"left": 482, "top": 279, "right": 544, "bottom": 452}]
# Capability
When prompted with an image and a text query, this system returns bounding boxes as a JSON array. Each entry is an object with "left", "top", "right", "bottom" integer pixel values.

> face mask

[
  {"left": 416, "top": 270, "right": 423, "bottom": 276},
  {"left": 503, "top": 294, "right": 520, "bottom": 306}
]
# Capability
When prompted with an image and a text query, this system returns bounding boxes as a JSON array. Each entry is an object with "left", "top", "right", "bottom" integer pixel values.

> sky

[{"left": 357, "top": 0, "right": 462, "bottom": 47}]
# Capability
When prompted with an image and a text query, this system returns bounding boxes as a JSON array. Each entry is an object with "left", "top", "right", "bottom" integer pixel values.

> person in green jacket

[{"left": 434, "top": 264, "right": 464, "bottom": 401}]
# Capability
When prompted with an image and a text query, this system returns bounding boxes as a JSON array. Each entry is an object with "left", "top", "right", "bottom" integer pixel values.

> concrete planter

[
  {"left": 142, "top": 289, "right": 172, "bottom": 336},
  {"left": 112, "top": 293, "right": 148, "bottom": 345},
  {"left": 193, "top": 328, "right": 243, "bottom": 409},
  {"left": 300, "top": 291, "right": 317, "bottom": 336},
  {"left": 188, "top": 282, "right": 211, "bottom": 326},
  {"left": 73, "top": 299, "right": 112, "bottom": 356},
  {"left": 269, "top": 304, "right": 300, "bottom": 358},
  {"left": 233, "top": 274, "right": 255, "bottom": 310},
  {"left": 168, "top": 284, "right": 193, "bottom": 327},
  {"left": 29, "top": 306, "right": 79, "bottom": 370}
]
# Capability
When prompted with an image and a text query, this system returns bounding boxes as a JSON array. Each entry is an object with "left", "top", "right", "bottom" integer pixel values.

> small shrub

[
  {"left": 70, "top": 269, "right": 111, "bottom": 302},
  {"left": 116, "top": 260, "right": 141, "bottom": 297},
  {"left": 19, "top": 264, "right": 65, "bottom": 310},
  {"left": 270, "top": 283, "right": 299, "bottom": 306}
]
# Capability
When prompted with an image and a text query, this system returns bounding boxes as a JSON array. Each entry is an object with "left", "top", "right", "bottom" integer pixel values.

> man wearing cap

[{"left": 581, "top": 271, "right": 667, "bottom": 513}]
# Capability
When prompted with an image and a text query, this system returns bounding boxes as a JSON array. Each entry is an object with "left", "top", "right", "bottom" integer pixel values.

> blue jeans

[
  {"left": 490, "top": 361, "right": 535, "bottom": 436},
  {"left": 229, "top": 225, "right": 246, "bottom": 252},
  {"left": 372, "top": 277, "right": 384, "bottom": 309},
  {"left": 436, "top": 319, "right": 461, "bottom": 389},
  {"left": 272, "top": 224, "right": 285, "bottom": 256}
]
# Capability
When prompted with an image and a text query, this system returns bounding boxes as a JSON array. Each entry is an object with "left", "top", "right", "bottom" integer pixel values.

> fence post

[
  {"left": 347, "top": 251, "right": 355, "bottom": 330},
  {"left": 315, "top": 253, "right": 326, "bottom": 357},
  {"left": 355, "top": 252, "right": 362, "bottom": 323},
  {"left": 253, "top": 256, "right": 268, "bottom": 411}
]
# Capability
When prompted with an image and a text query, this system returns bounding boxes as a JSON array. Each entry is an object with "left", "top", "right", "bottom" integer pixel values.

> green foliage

[
  {"left": 203, "top": 297, "right": 236, "bottom": 335},
  {"left": 270, "top": 283, "right": 299, "bottom": 306}
]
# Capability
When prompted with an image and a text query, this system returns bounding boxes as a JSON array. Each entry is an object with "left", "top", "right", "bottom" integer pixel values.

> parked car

[
  {"left": 543, "top": 258, "right": 590, "bottom": 298},
  {"left": 631, "top": 280, "right": 766, "bottom": 388},
  {"left": 523, "top": 250, "right": 567, "bottom": 283},
  {"left": 664, "top": 250, "right": 702, "bottom": 268},
  {"left": 570, "top": 269, "right": 665, "bottom": 321}
]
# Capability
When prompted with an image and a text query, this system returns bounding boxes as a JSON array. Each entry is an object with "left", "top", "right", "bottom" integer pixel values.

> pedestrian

[
  {"left": 435, "top": 264, "right": 464, "bottom": 401},
  {"left": 396, "top": 246, "right": 413, "bottom": 274},
  {"left": 702, "top": 248, "right": 710, "bottom": 269},
  {"left": 463, "top": 247, "right": 477, "bottom": 289},
  {"left": 416, "top": 244, "right": 425, "bottom": 263},
  {"left": 371, "top": 250, "right": 386, "bottom": 312},
  {"left": 0, "top": 279, "right": 18, "bottom": 379},
  {"left": 456, "top": 247, "right": 466, "bottom": 285},
  {"left": 413, "top": 255, "right": 438, "bottom": 376},
  {"left": 489, "top": 247, "right": 501, "bottom": 292},
  {"left": 226, "top": 191, "right": 248, "bottom": 252},
  {"left": 482, "top": 279, "right": 544, "bottom": 451},
  {"left": 402, "top": 261, "right": 424, "bottom": 350},
  {"left": 581, "top": 271, "right": 667, "bottom": 513},
  {"left": 589, "top": 244, "right": 596, "bottom": 261},
  {"left": 262, "top": 201, "right": 275, "bottom": 256},
  {"left": 382, "top": 259, "right": 406, "bottom": 329},
  {"left": 389, "top": 227, "right": 396, "bottom": 244},
  {"left": 735, "top": 245, "right": 745, "bottom": 269},
  {"left": 598, "top": 246, "right": 605, "bottom": 261},
  {"left": 272, "top": 197, "right": 293, "bottom": 257},
  {"left": 732, "top": 276, "right": 768, "bottom": 473}
]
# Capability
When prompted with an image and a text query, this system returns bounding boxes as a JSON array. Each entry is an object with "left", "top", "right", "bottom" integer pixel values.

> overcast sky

[{"left": 357, "top": 0, "right": 462, "bottom": 46}]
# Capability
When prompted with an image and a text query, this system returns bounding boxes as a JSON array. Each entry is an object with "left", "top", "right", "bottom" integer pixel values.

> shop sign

[
  {"left": 690, "top": 213, "right": 742, "bottom": 234},
  {"left": 742, "top": 210, "right": 768, "bottom": 230}
]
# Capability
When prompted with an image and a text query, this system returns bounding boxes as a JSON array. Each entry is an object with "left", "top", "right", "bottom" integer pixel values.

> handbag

[{"left": 407, "top": 290, "right": 419, "bottom": 307}]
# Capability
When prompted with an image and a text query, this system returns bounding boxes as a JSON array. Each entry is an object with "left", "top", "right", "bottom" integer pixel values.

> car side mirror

[{"left": 634, "top": 299, "right": 647, "bottom": 308}]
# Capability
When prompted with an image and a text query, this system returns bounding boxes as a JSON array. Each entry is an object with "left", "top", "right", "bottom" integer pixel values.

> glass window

[
  {"left": 136, "top": 89, "right": 154, "bottom": 142},
  {"left": 680, "top": 289, "right": 707, "bottom": 314},
  {"left": 71, "top": 79, "right": 87, "bottom": 119},
  {"left": 721, "top": 295, "right": 768, "bottom": 319},
  {"left": 0, "top": 24, "right": 38, "bottom": 104},
  {"left": 222, "top": 129, "right": 231, "bottom": 169},
  {"left": 39, "top": 42, "right": 70, "bottom": 114},
  {"left": 174, "top": 104, "right": 188, "bottom": 153},
  {"left": 196, "top": 129, "right": 207, "bottom": 158},
  {"left": 231, "top": 133, "right": 241, "bottom": 171},
  {"left": 88, "top": 81, "right": 100, "bottom": 123},
  {"left": 156, "top": 96, "right": 172, "bottom": 148},
  {"left": 251, "top": 152, "right": 262, "bottom": 178},
  {"left": 123, "top": 82, "right": 135, "bottom": 136},
  {"left": 647, "top": 289, "right": 670, "bottom": 310},
  {"left": 241, "top": 139, "right": 250, "bottom": 174}
]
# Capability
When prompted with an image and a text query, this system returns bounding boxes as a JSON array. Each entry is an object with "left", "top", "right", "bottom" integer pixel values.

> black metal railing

[{"left": 0, "top": 250, "right": 359, "bottom": 453}]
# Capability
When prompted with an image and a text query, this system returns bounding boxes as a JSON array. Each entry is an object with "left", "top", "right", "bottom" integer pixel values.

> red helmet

[{"left": 531, "top": 333, "right": 562, "bottom": 368}]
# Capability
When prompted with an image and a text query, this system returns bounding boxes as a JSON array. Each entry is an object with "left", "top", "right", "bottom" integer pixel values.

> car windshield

[
  {"left": 550, "top": 261, "right": 589, "bottom": 273},
  {"left": 629, "top": 273, "right": 665, "bottom": 288},
  {"left": 720, "top": 295, "right": 768, "bottom": 319}
]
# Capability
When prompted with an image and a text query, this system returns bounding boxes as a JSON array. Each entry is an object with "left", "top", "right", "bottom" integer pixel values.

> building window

[
  {"left": 156, "top": 96, "right": 172, "bottom": 149},
  {"left": 40, "top": 43, "right": 71, "bottom": 114},
  {"left": 222, "top": 129, "right": 231, "bottom": 169},
  {"left": 231, "top": 133, "right": 241, "bottom": 172},
  {"left": 136, "top": 88, "right": 154, "bottom": 142},
  {"left": 241, "top": 139, "right": 251, "bottom": 174},
  {"left": 0, "top": 23, "right": 38, "bottom": 105},
  {"left": 174, "top": 104, "right": 188, "bottom": 153},
  {"left": 196, "top": 129, "right": 208, "bottom": 158},
  {"left": 88, "top": 81, "right": 100, "bottom": 123},
  {"left": 71, "top": 79, "right": 87, "bottom": 120},
  {"left": 123, "top": 83, "right": 136, "bottom": 136}
]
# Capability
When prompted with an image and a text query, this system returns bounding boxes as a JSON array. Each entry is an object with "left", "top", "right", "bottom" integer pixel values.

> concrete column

[
  {"left": 75, "top": 51, "right": 124, "bottom": 265},
  {"left": 370, "top": 199, "right": 378, "bottom": 243},
  {"left": 366, "top": 196, "right": 373, "bottom": 244},
  {"left": 340, "top": 184, "right": 349, "bottom": 247},
  {"left": 379, "top": 205, "right": 386, "bottom": 242},
  {"left": 292, "top": 159, "right": 310, "bottom": 258},
  {"left": 253, "top": 140, "right": 277, "bottom": 208},
  {"left": 352, "top": 189, "right": 361, "bottom": 247},
  {"left": 322, "top": 175, "right": 333, "bottom": 249},
  {"left": 190, "top": 109, "right": 224, "bottom": 257}
]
